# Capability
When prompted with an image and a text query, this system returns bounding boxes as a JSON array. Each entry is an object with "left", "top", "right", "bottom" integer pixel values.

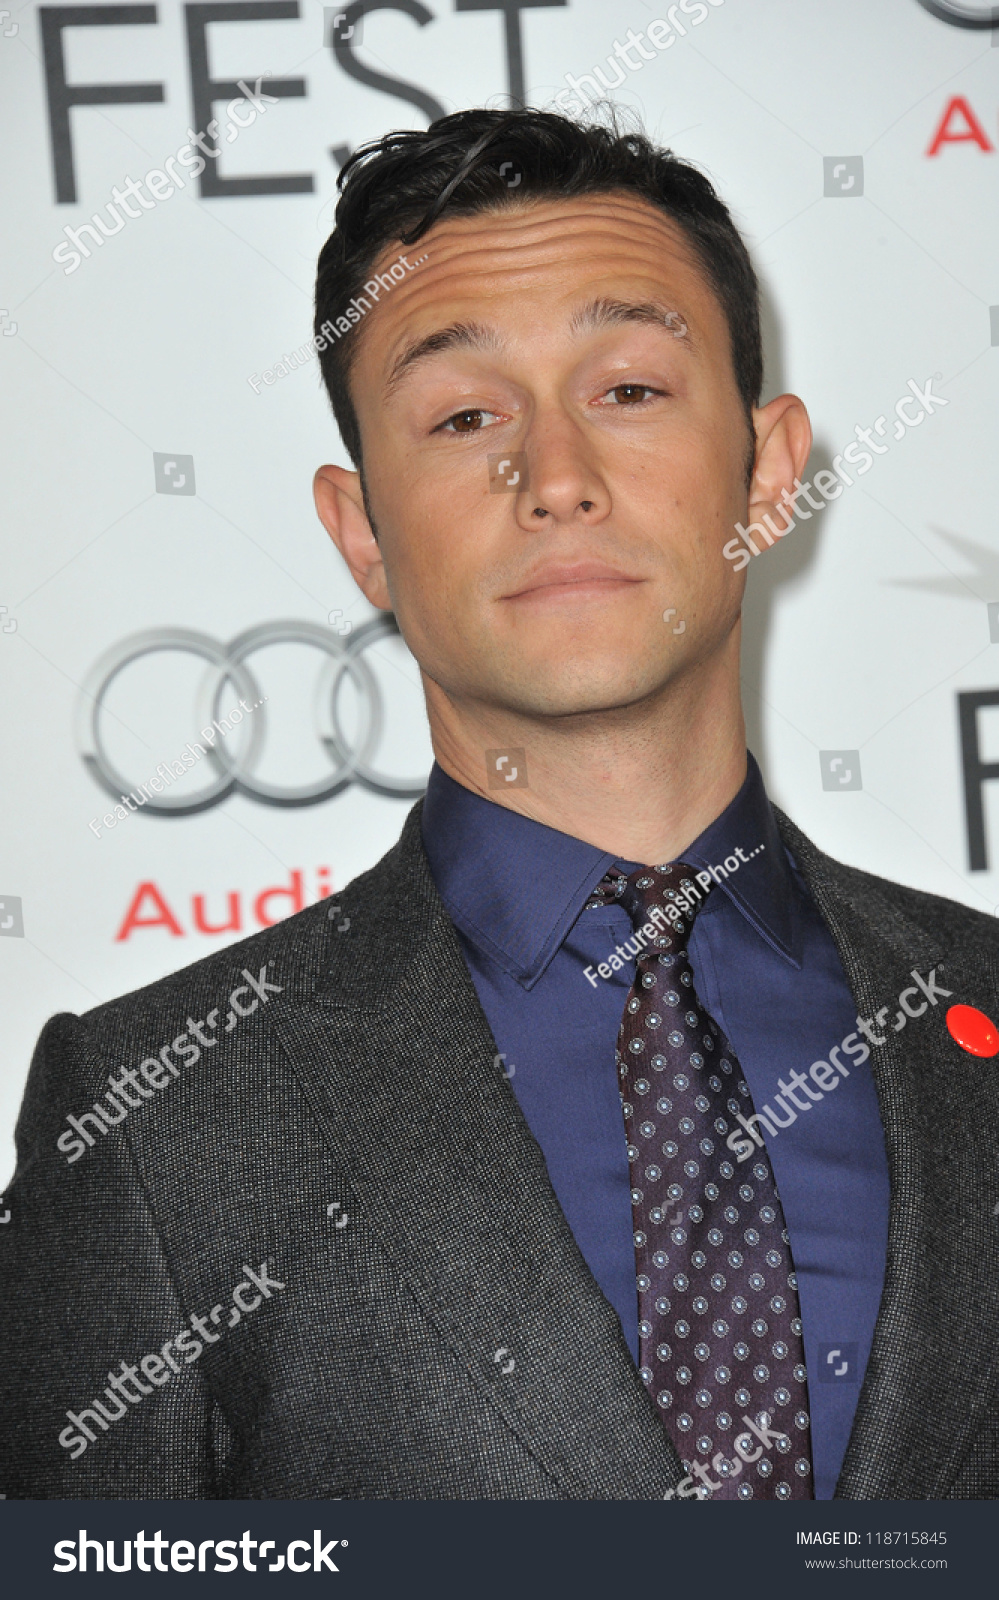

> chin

[{"left": 491, "top": 658, "right": 667, "bottom": 720}]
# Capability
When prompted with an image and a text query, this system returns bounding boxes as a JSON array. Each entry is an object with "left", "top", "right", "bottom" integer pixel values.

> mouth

[{"left": 503, "top": 562, "right": 645, "bottom": 604}]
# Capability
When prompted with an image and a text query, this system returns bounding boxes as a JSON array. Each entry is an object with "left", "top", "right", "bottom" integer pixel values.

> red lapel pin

[{"left": 946, "top": 1004, "right": 999, "bottom": 1058}]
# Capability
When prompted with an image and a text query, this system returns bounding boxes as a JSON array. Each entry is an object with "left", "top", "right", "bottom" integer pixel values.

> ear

[
  {"left": 745, "top": 394, "right": 813, "bottom": 553},
  {"left": 313, "top": 464, "right": 392, "bottom": 610}
]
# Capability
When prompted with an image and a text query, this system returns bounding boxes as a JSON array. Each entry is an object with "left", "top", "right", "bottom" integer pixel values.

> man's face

[{"left": 344, "top": 192, "right": 752, "bottom": 718}]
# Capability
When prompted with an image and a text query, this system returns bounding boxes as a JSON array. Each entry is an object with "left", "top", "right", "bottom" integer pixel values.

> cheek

[
  {"left": 617, "top": 456, "right": 713, "bottom": 541},
  {"left": 380, "top": 501, "right": 471, "bottom": 626},
  {"left": 621, "top": 416, "right": 730, "bottom": 497},
  {"left": 670, "top": 443, "right": 744, "bottom": 532}
]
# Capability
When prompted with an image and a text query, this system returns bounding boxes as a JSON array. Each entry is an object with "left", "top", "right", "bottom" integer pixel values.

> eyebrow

[
  {"left": 384, "top": 321, "right": 502, "bottom": 394},
  {"left": 383, "top": 296, "right": 695, "bottom": 395},
  {"left": 569, "top": 296, "right": 696, "bottom": 348}
]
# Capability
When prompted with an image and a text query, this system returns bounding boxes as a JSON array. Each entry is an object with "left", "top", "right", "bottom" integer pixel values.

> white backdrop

[{"left": 2, "top": 0, "right": 998, "bottom": 1184}]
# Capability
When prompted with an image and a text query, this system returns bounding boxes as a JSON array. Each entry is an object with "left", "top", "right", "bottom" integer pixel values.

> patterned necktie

[{"left": 587, "top": 861, "right": 814, "bottom": 1501}]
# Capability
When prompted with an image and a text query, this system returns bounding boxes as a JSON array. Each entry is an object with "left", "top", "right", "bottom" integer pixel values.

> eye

[
  {"left": 436, "top": 408, "right": 501, "bottom": 434},
  {"left": 601, "top": 383, "right": 663, "bottom": 406}
]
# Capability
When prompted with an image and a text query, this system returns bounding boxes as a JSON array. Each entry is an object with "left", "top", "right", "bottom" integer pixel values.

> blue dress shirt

[{"left": 421, "top": 754, "right": 889, "bottom": 1501}]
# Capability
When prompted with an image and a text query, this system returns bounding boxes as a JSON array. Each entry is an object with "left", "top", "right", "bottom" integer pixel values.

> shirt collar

[
  {"left": 676, "top": 753, "right": 801, "bottom": 969},
  {"left": 421, "top": 766, "right": 619, "bottom": 987},
  {"left": 421, "top": 751, "right": 801, "bottom": 990}
]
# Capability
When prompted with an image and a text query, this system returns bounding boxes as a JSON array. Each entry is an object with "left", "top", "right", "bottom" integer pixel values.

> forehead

[{"left": 355, "top": 193, "right": 728, "bottom": 375}]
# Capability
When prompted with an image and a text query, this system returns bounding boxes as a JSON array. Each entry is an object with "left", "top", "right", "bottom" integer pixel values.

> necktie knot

[{"left": 588, "top": 861, "right": 710, "bottom": 953}]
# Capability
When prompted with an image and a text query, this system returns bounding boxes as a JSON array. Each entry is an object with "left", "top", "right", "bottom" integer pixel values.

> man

[{"left": 3, "top": 107, "right": 997, "bottom": 1502}]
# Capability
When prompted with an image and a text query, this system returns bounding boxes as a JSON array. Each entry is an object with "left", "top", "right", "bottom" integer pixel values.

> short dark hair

[{"left": 314, "top": 107, "right": 762, "bottom": 475}]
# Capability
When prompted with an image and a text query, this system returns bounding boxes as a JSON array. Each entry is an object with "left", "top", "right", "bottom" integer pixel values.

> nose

[{"left": 513, "top": 410, "right": 611, "bottom": 531}]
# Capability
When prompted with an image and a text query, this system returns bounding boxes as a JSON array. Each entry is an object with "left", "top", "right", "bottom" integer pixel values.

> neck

[{"left": 424, "top": 637, "right": 747, "bottom": 865}]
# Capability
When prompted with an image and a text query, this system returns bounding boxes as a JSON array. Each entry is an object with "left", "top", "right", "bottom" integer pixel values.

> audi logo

[
  {"left": 77, "top": 617, "right": 430, "bottom": 813},
  {"left": 915, "top": 0, "right": 999, "bottom": 25}
]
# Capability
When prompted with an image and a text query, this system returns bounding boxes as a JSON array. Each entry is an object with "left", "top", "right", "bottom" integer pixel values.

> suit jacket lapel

[
  {"left": 775, "top": 809, "right": 999, "bottom": 1498},
  {"left": 268, "top": 806, "right": 685, "bottom": 1500}
]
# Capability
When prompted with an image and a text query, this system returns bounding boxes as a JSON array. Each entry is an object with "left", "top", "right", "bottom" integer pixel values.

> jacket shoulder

[
  {"left": 773, "top": 805, "right": 999, "bottom": 955},
  {"left": 78, "top": 801, "right": 425, "bottom": 1033}
]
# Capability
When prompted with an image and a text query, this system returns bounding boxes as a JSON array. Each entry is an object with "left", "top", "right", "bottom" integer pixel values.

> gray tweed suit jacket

[{"left": 2, "top": 804, "right": 998, "bottom": 1499}]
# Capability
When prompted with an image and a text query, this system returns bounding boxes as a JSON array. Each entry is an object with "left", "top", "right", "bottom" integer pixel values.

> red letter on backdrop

[
  {"left": 115, "top": 881, "right": 185, "bottom": 941},
  {"left": 926, "top": 96, "right": 994, "bottom": 156},
  {"left": 254, "top": 870, "right": 305, "bottom": 927}
]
